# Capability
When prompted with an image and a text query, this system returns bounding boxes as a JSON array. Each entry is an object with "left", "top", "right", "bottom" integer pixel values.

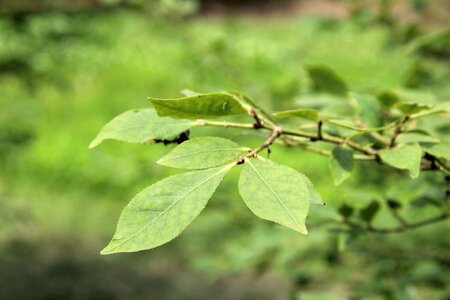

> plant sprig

[{"left": 91, "top": 89, "right": 449, "bottom": 254}]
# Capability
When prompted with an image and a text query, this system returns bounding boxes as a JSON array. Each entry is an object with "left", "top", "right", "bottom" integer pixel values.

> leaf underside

[
  {"left": 422, "top": 143, "right": 450, "bottom": 161},
  {"left": 238, "top": 159, "right": 310, "bottom": 234},
  {"left": 380, "top": 143, "right": 422, "bottom": 178},
  {"left": 101, "top": 164, "right": 232, "bottom": 254},
  {"left": 158, "top": 137, "right": 247, "bottom": 169},
  {"left": 89, "top": 108, "right": 193, "bottom": 148},
  {"left": 273, "top": 109, "right": 319, "bottom": 121},
  {"left": 307, "top": 65, "right": 348, "bottom": 97}
]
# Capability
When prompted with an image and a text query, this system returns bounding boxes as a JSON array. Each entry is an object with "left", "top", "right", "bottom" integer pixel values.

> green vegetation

[{"left": 1, "top": 2, "right": 449, "bottom": 299}]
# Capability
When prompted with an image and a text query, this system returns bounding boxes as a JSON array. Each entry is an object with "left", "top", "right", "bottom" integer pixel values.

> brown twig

[{"left": 343, "top": 212, "right": 449, "bottom": 234}]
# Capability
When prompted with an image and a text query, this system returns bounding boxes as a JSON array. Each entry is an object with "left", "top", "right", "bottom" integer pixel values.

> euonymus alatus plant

[{"left": 91, "top": 73, "right": 449, "bottom": 254}]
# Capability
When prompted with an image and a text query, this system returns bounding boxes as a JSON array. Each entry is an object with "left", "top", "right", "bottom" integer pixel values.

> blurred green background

[{"left": 0, "top": 0, "right": 449, "bottom": 299}]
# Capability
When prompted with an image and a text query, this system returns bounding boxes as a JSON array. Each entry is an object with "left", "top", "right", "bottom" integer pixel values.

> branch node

[{"left": 236, "top": 156, "right": 246, "bottom": 165}]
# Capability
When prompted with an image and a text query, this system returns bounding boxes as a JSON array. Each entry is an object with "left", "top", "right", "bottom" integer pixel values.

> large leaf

[
  {"left": 329, "top": 146, "right": 354, "bottom": 186},
  {"left": 273, "top": 109, "right": 319, "bottom": 121},
  {"left": 380, "top": 143, "right": 422, "bottom": 178},
  {"left": 149, "top": 92, "right": 246, "bottom": 119},
  {"left": 306, "top": 65, "right": 348, "bottom": 97},
  {"left": 101, "top": 164, "right": 232, "bottom": 254},
  {"left": 157, "top": 137, "right": 248, "bottom": 169},
  {"left": 89, "top": 108, "right": 194, "bottom": 148},
  {"left": 238, "top": 159, "right": 310, "bottom": 234}
]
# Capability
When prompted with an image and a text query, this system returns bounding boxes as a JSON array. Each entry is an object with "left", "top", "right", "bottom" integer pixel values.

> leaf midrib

[
  {"left": 160, "top": 147, "right": 245, "bottom": 162},
  {"left": 247, "top": 160, "right": 301, "bottom": 229}
]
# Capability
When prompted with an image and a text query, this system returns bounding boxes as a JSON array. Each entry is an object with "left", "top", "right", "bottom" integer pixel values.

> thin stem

[
  {"left": 344, "top": 212, "right": 449, "bottom": 234},
  {"left": 281, "top": 127, "right": 378, "bottom": 156},
  {"left": 197, "top": 118, "right": 444, "bottom": 174},
  {"left": 247, "top": 127, "right": 283, "bottom": 157},
  {"left": 387, "top": 205, "right": 409, "bottom": 227},
  {"left": 389, "top": 115, "right": 410, "bottom": 148},
  {"left": 369, "top": 131, "right": 390, "bottom": 145},
  {"left": 284, "top": 137, "right": 375, "bottom": 160},
  {"left": 249, "top": 108, "right": 263, "bottom": 129},
  {"left": 317, "top": 119, "right": 323, "bottom": 140}
]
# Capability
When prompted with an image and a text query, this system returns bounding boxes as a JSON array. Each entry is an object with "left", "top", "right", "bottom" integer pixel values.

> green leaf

[
  {"left": 387, "top": 199, "right": 401, "bottom": 209},
  {"left": 380, "top": 143, "right": 422, "bottom": 178},
  {"left": 157, "top": 137, "right": 248, "bottom": 170},
  {"left": 149, "top": 92, "right": 246, "bottom": 119},
  {"left": 300, "top": 174, "right": 325, "bottom": 205},
  {"left": 238, "top": 159, "right": 310, "bottom": 234},
  {"left": 228, "top": 91, "right": 277, "bottom": 126},
  {"left": 421, "top": 143, "right": 450, "bottom": 160},
  {"left": 89, "top": 108, "right": 194, "bottom": 148},
  {"left": 411, "top": 101, "right": 450, "bottom": 119},
  {"left": 351, "top": 93, "right": 381, "bottom": 128},
  {"left": 273, "top": 109, "right": 319, "bottom": 121},
  {"left": 306, "top": 65, "right": 348, "bottom": 97},
  {"left": 338, "top": 204, "right": 354, "bottom": 219},
  {"left": 101, "top": 164, "right": 233, "bottom": 254},
  {"left": 397, "top": 102, "right": 432, "bottom": 114},
  {"left": 329, "top": 146, "right": 354, "bottom": 186},
  {"left": 397, "top": 132, "right": 440, "bottom": 144},
  {"left": 359, "top": 201, "right": 380, "bottom": 223},
  {"left": 378, "top": 91, "right": 401, "bottom": 108}
]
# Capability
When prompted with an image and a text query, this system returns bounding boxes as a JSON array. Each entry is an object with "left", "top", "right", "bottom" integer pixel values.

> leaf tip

[
  {"left": 298, "top": 225, "right": 308, "bottom": 235},
  {"left": 100, "top": 245, "right": 113, "bottom": 255},
  {"left": 89, "top": 139, "right": 101, "bottom": 149},
  {"left": 156, "top": 157, "right": 167, "bottom": 166}
]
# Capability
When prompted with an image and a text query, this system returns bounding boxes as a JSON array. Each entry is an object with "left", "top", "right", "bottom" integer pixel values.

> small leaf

[
  {"left": 273, "top": 109, "right": 319, "bottom": 121},
  {"left": 329, "top": 146, "right": 354, "bottom": 186},
  {"left": 338, "top": 204, "right": 354, "bottom": 219},
  {"left": 397, "top": 102, "right": 432, "bottom": 114},
  {"left": 149, "top": 92, "right": 246, "bottom": 119},
  {"left": 351, "top": 93, "right": 381, "bottom": 128},
  {"left": 101, "top": 164, "right": 233, "bottom": 254},
  {"left": 359, "top": 201, "right": 380, "bottom": 223},
  {"left": 410, "top": 195, "right": 445, "bottom": 208},
  {"left": 306, "top": 65, "right": 348, "bottom": 96},
  {"left": 238, "top": 159, "right": 310, "bottom": 234},
  {"left": 387, "top": 199, "right": 401, "bottom": 209},
  {"left": 421, "top": 143, "right": 450, "bottom": 160},
  {"left": 378, "top": 91, "right": 401, "bottom": 108},
  {"left": 380, "top": 143, "right": 422, "bottom": 178},
  {"left": 158, "top": 137, "right": 248, "bottom": 169},
  {"left": 397, "top": 132, "right": 440, "bottom": 144},
  {"left": 89, "top": 108, "right": 194, "bottom": 148}
]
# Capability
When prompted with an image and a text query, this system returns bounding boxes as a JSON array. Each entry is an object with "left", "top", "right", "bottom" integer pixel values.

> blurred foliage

[{"left": 0, "top": 0, "right": 449, "bottom": 299}]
